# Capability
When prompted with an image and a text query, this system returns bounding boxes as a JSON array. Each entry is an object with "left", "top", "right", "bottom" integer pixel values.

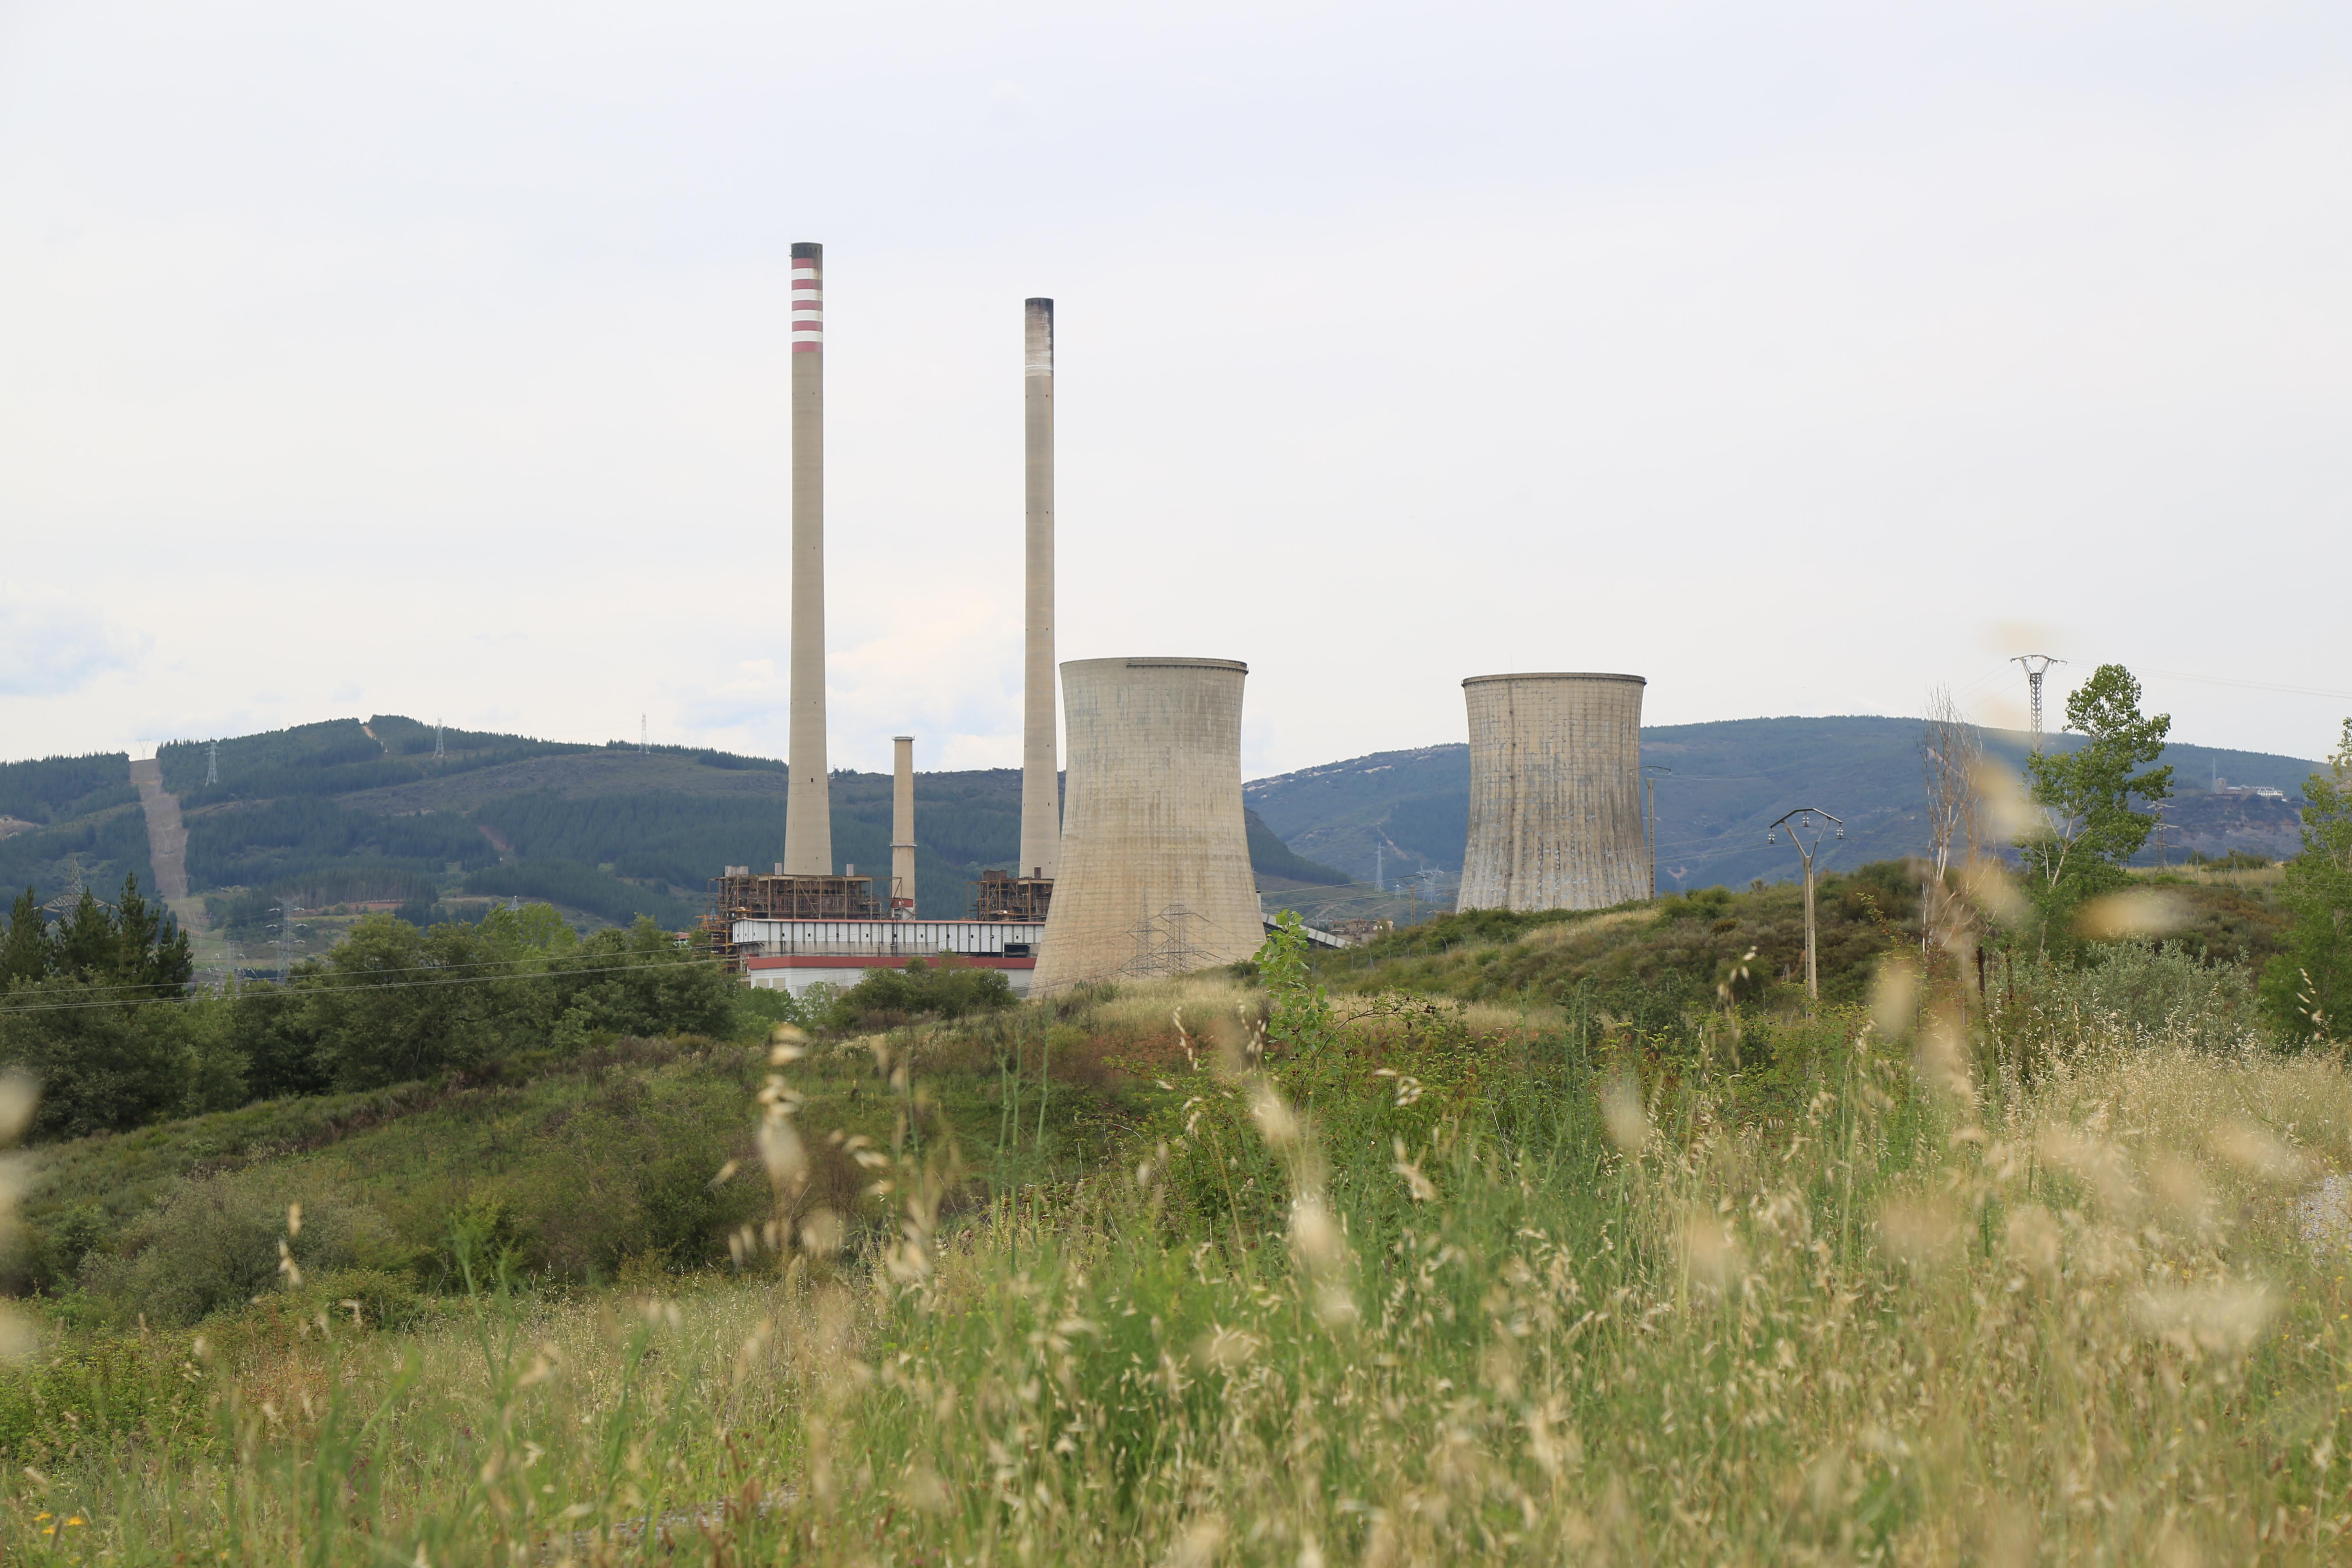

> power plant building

[
  {"left": 1031, "top": 657, "right": 1263, "bottom": 994},
  {"left": 705, "top": 281, "right": 1354, "bottom": 996},
  {"left": 1457, "top": 672, "right": 1647, "bottom": 913}
]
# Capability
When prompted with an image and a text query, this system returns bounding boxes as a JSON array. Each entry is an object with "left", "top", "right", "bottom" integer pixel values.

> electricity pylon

[
  {"left": 1767, "top": 807, "right": 1844, "bottom": 1001},
  {"left": 2011, "top": 655, "right": 2065, "bottom": 750}
]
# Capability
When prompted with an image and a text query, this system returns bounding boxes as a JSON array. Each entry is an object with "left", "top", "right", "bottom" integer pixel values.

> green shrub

[
  {"left": 826, "top": 958, "right": 1014, "bottom": 1028},
  {"left": 75, "top": 1179, "right": 399, "bottom": 1327},
  {"left": 2005, "top": 941, "right": 2264, "bottom": 1052},
  {"left": 0, "top": 1329, "right": 209, "bottom": 1463}
]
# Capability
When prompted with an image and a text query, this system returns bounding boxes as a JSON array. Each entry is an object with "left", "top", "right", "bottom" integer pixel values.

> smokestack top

[
  {"left": 1025, "top": 298, "right": 1053, "bottom": 376},
  {"left": 893, "top": 734, "right": 913, "bottom": 743},
  {"left": 790, "top": 244, "right": 823, "bottom": 354}
]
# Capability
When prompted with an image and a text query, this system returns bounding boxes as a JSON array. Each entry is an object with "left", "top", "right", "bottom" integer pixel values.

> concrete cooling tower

[
  {"left": 1457, "top": 672, "right": 1647, "bottom": 913},
  {"left": 1031, "top": 657, "right": 1261, "bottom": 994}
]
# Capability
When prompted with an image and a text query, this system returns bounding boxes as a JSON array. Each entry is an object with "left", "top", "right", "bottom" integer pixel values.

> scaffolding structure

[
  {"left": 1118, "top": 902, "right": 1202, "bottom": 981},
  {"left": 702, "top": 869, "right": 882, "bottom": 967},
  {"left": 969, "top": 869, "right": 1054, "bottom": 923}
]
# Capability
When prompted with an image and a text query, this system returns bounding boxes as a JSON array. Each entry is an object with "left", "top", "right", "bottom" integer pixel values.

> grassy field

[{"left": 1, "top": 907, "right": 2345, "bottom": 1561}]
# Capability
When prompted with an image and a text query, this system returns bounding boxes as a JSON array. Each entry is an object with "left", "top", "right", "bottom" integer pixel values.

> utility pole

[
  {"left": 641, "top": 714, "right": 647, "bottom": 755},
  {"left": 1766, "top": 807, "right": 1844, "bottom": 1001},
  {"left": 1643, "top": 765, "right": 1672, "bottom": 899},
  {"left": 2011, "top": 655, "right": 2065, "bottom": 750}
]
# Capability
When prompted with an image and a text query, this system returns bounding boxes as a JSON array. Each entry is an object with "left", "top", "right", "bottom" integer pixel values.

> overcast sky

[{"left": 3, "top": 1, "right": 2348, "bottom": 778}]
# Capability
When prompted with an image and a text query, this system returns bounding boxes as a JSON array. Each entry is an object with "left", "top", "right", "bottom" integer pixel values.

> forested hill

[
  {"left": 0, "top": 712, "right": 2319, "bottom": 942},
  {"left": 0, "top": 717, "right": 1347, "bottom": 937},
  {"left": 1245, "top": 715, "right": 2323, "bottom": 893}
]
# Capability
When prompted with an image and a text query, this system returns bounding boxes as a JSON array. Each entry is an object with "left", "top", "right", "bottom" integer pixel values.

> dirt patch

[{"left": 129, "top": 758, "right": 190, "bottom": 900}]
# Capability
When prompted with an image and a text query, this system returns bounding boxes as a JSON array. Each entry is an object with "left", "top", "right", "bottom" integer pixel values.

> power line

[
  {"left": 2143, "top": 670, "right": 2352, "bottom": 704},
  {"left": 0, "top": 954, "right": 728, "bottom": 1017}
]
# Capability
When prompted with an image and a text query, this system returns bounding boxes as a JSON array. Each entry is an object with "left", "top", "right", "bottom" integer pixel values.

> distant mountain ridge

[
  {"left": 1246, "top": 715, "right": 2322, "bottom": 894},
  {"left": 0, "top": 714, "right": 2322, "bottom": 939},
  {"left": 0, "top": 717, "right": 1348, "bottom": 933}
]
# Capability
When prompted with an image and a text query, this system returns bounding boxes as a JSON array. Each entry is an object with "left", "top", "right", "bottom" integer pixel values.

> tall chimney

[
  {"left": 891, "top": 735, "right": 917, "bottom": 915},
  {"left": 1018, "top": 298, "right": 1061, "bottom": 882},
  {"left": 783, "top": 242, "right": 832, "bottom": 874}
]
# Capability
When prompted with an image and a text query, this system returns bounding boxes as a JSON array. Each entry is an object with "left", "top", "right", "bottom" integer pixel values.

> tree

[
  {"left": 307, "top": 914, "right": 539, "bottom": 1089},
  {"left": 0, "top": 982, "right": 198, "bottom": 1140},
  {"left": 546, "top": 917, "right": 735, "bottom": 1046},
  {"left": 0, "top": 874, "right": 206, "bottom": 1139},
  {"left": 1, "top": 888, "right": 45, "bottom": 987},
  {"left": 2261, "top": 719, "right": 2352, "bottom": 1045},
  {"left": 224, "top": 979, "right": 332, "bottom": 1099},
  {"left": 2017, "top": 664, "right": 2172, "bottom": 919}
]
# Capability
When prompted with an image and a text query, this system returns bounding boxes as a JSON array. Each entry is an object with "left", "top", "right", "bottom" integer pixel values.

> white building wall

[{"left": 732, "top": 918, "right": 1043, "bottom": 957}]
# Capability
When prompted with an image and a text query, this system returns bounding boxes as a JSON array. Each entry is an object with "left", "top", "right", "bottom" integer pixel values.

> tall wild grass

[{"left": 4, "top": 938, "right": 2348, "bottom": 1563}]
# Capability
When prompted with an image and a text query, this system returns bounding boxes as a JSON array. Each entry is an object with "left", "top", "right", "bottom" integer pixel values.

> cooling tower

[
  {"left": 1018, "top": 298, "right": 1061, "bottom": 881},
  {"left": 782, "top": 241, "right": 833, "bottom": 874},
  {"left": 1457, "top": 673, "right": 1647, "bottom": 913},
  {"left": 890, "top": 735, "right": 916, "bottom": 915},
  {"left": 1031, "top": 657, "right": 1261, "bottom": 994}
]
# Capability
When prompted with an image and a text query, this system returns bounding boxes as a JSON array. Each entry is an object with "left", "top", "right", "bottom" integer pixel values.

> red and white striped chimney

[{"left": 783, "top": 242, "right": 832, "bottom": 875}]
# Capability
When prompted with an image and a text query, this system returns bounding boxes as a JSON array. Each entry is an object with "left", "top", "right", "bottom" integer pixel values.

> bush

[
  {"left": 826, "top": 958, "right": 1015, "bottom": 1028},
  {"left": 734, "top": 982, "right": 824, "bottom": 1037},
  {"left": 75, "top": 1179, "right": 399, "bottom": 1327},
  {"left": 0, "top": 1329, "right": 210, "bottom": 1463},
  {"left": 2005, "top": 942, "right": 2264, "bottom": 1052}
]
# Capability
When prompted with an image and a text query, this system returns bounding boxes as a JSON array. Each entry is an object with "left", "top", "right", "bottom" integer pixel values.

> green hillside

[
  {"left": 0, "top": 719, "right": 1348, "bottom": 943},
  {"left": 0, "top": 712, "right": 2318, "bottom": 950}
]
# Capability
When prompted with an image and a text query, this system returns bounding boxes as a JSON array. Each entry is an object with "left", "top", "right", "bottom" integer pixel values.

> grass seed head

[
  {"left": 1602, "top": 1072, "right": 1648, "bottom": 1155},
  {"left": 1251, "top": 1085, "right": 1302, "bottom": 1149},
  {"left": 799, "top": 1207, "right": 845, "bottom": 1258},
  {"left": 1870, "top": 956, "right": 1921, "bottom": 1039},
  {"left": 759, "top": 1117, "right": 808, "bottom": 1186},
  {"left": 2076, "top": 889, "right": 2189, "bottom": 940},
  {"left": 0, "top": 1072, "right": 36, "bottom": 1145},
  {"left": 1677, "top": 1208, "right": 1743, "bottom": 1293},
  {"left": 2004, "top": 1204, "right": 2062, "bottom": 1281},
  {"left": 2133, "top": 1282, "right": 2276, "bottom": 1356},
  {"left": 2207, "top": 1118, "right": 2310, "bottom": 1185},
  {"left": 1878, "top": 1194, "right": 1963, "bottom": 1272}
]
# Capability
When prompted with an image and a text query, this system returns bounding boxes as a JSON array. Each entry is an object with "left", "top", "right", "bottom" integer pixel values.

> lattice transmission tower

[{"left": 2011, "top": 655, "right": 2065, "bottom": 750}]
